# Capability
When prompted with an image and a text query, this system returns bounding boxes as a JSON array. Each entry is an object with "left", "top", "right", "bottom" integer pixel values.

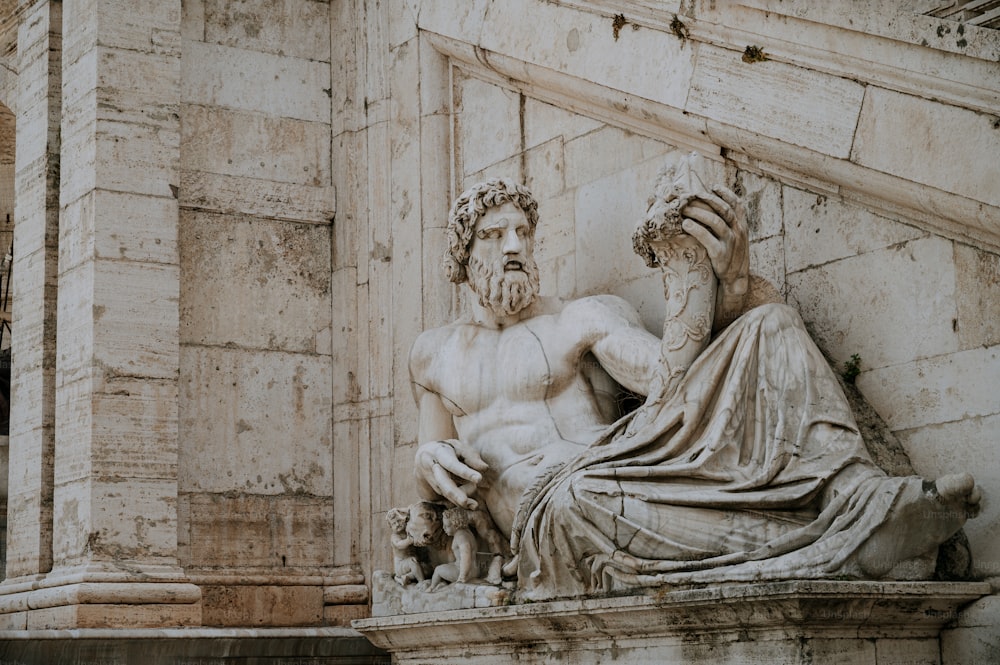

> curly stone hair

[{"left": 444, "top": 178, "right": 540, "bottom": 283}]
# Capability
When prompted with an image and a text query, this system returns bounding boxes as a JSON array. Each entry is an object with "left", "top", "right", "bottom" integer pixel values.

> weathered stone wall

[{"left": 177, "top": 0, "right": 344, "bottom": 626}]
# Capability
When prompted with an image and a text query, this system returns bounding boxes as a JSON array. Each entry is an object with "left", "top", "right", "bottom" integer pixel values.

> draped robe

[{"left": 510, "top": 304, "right": 911, "bottom": 600}]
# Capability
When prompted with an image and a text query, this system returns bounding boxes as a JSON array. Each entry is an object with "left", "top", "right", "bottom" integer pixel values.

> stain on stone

[
  {"left": 372, "top": 241, "right": 392, "bottom": 263},
  {"left": 567, "top": 27, "right": 580, "bottom": 52},
  {"left": 292, "top": 365, "right": 307, "bottom": 416}
]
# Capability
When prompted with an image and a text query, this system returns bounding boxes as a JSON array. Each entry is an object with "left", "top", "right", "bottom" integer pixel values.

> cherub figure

[
  {"left": 386, "top": 507, "right": 425, "bottom": 586},
  {"left": 430, "top": 508, "right": 477, "bottom": 589},
  {"left": 429, "top": 506, "right": 510, "bottom": 590}
]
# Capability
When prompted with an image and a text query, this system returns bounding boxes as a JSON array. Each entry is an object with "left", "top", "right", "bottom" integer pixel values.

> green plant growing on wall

[{"left": 842, "top": 353, "right": 862, "bottom": 385}]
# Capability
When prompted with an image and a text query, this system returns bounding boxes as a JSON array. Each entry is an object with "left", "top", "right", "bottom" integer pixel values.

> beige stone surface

[
  {"left": 940, "top": 595, "right": 1000, "bottom": 665},
  {"left": 183, "top": 40, "right": 330, "bottom": 123},
  {"left": 179, "top": 210, "right": 331, "bottom": 353},
  {"left": 323, "top": 603, "right": 371, "bottom": 627},
  {"left": 202, "top": 0, "right": 331, "bottom": 62},
  {"left": 185, "top": 493, "right": 333, "bottom": 569},
  {"left": 782, "top": 186, "right": 926, "bottom": 273},
  {"left": 178, "top": 345, "right": 332, "bottom": 495},
  {"left": 858, "top": 345, "right": 1000, "bottom": 432},
  {"left": 954, "top": 242, "right": 1000, "bottom": 350},
  {"left": 179, "top": 170, "right": 335, "bottom": 224},
  {"left": 787, "top": 236, "right": 959, "bottom": 370},
  {"left": 687, "top": 44, "right": 866, "bottom": 159},
  {"left": 480, "top": 0, "right": 696, "bottom": 109},
  {"left": 852, "top": 86, "right": 1000, "bottom": 208},
  {"left": 26, "top": 603, "right": 200, "bottom": 630},
  {"left": 455, "top": 75, "right": 521, "bottom": 177},
  {"left": 181, "top": 104, "right": 329, "bottom": 186},
  {"left": 201, "top": 585, "right": 323, "bottom": 627}
]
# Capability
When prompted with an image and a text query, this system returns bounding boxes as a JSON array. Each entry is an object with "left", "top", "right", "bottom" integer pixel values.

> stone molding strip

[
  {"left": 560, "top": 0, "right": 999, "bottom": 112},
  {"left": 179, "top": 169, "right": 336, "bottom": 226},
  {"left": 0, "top": 582, "right": 202, "bottom": 614},
  {"left": 0, "top": 627, "right": 387, "bottom": 665},
  {"left": 424, "top": 31, "right": 1000, "bottom": 254},
  {"left": 185, "top": 571, "right": 366, "bottom": 587}
]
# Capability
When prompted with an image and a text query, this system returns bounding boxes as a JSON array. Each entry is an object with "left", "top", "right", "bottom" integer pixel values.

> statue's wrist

[{"left": 721, "top": 274, "right": 748, "bottom": 298}]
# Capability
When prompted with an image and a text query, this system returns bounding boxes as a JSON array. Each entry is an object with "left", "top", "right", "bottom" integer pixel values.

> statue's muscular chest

[{"left": 433, "top": 319, "right": 577, "bottom": 415}]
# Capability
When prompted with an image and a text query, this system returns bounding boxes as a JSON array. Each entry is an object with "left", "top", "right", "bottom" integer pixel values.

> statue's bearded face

[{"left": 467, "top": 201, "right": 540, "bottom": 317}]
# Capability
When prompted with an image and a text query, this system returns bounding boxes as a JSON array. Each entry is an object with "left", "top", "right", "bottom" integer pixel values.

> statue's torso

[{"left": 420, "top": 309, "right": 613, "bottom": 533}]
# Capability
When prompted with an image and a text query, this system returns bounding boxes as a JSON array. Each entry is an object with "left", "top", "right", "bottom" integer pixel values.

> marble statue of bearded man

[{"left": 407, "top": 174, "right": 981, "bottom": 601}]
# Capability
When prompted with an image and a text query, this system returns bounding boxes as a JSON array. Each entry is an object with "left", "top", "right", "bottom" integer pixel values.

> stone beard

[{"left": 466, "top": 253, "right": 540, "bottom": 317}]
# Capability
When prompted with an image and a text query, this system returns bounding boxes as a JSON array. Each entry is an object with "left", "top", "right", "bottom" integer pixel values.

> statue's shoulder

[
  {"left": 409, "top": 322, "right": 461, "bottom": 381},
  {"left": 559, "top": 294, "right": 642, "bottom": 330}
]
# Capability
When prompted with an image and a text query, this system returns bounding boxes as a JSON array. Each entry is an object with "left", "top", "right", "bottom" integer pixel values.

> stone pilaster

[
  {"left": 0, "top": 0, "right": 199, "bottom": 629},
  {"left": 3, "top": 0, "right": 60, "bottom": 588}
]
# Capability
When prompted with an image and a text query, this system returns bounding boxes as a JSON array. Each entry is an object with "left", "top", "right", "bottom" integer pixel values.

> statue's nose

[{"left": 503, "top": 228, "right": 523, "bottom": 255}]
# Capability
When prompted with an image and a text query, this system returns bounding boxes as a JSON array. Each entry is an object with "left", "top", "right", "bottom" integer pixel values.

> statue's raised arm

[{"left": 632, "top": 152, "right": 749, "bottom": 399}]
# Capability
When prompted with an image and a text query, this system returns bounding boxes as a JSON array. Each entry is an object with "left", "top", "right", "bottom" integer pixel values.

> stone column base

[
  {"left": 0, "top": 567, "right": 202, "bottom": 629},
  {"left": 353, "top": 580, "right": 990, "bottom": 664}
]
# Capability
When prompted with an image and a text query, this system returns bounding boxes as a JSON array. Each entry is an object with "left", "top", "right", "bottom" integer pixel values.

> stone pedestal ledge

[{"left": 353, "top": 580, "right": 990, "bottom": 665}]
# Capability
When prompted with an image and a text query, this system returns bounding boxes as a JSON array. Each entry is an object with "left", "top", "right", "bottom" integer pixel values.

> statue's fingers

[
  {"left": 713, "top": 187, "right": 748, "bottom": 231},
  {"left": 432, "top": 462, "right": 477, "bottom": 509},
  {"left": 712, "top": 186, "right": 740, "bottom": 211},
  {"left": 437, "top": 452, "right": 483, "bottom": 486},
  {"left": 681, "top": 218, "right": 725, "bottom": 261},
  {"left": 682, "top": 206, "right": 730, "bottom": 244},
  {"left": 449, "top": 438, "right": 490, "bottom": 473},
  {"left": 692, "top": 191, "right": 736, "bottom": 228},
  {"left": 457, "top": 481, "right": 479, "bottom": 502}
]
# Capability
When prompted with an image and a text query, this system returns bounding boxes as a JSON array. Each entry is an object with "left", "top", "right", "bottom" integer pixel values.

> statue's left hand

[{"left": 680, "top": 187, "right": 749, "bottom": 298}]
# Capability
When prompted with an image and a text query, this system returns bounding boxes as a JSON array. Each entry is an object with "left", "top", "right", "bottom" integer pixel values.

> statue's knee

[
  {"left": 550, "top": 474, "right": 590, "bottom": 517},
  {"left": 745, "top": 302, "right": 802, "bottom": 333}
]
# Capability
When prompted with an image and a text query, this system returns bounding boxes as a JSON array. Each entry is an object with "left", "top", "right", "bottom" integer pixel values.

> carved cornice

[{"left": 417, "top": 0, "right": 1000, "bottom": 252}]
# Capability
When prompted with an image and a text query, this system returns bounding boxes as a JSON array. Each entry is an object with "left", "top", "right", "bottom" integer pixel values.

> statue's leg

[{"left": 746, "top": 303, "right": 983, "bottom": 576}]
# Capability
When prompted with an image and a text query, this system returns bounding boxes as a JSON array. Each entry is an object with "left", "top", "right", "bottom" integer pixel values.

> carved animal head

[{"left": 404, "top": 501, "right": 445, "bottom": 547}]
